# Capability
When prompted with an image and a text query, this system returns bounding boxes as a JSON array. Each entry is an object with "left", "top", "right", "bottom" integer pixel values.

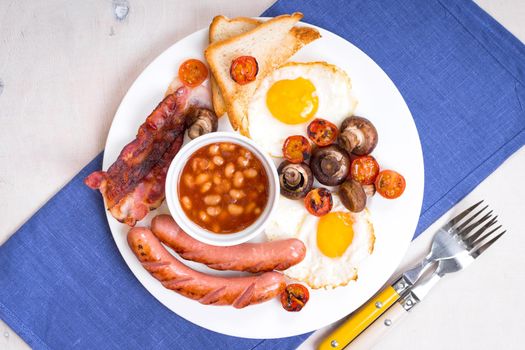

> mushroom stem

[
  {"left": 188, "top": 121, "right": 206, "bottom": 139},
  {"left": 277, "top": 162, "right": 314, "bottom": 199},
  {"left": 320, "top": 155, "right": 341, "bottom": 177},
  {"left": 186, "top": 108, "right": 218, "bottom": 139},
  {"left": 310, "top": 145, "right": 350, "bottom": 186},
  {"left": 339, "top": 116, "right": 378, "bottom": 155},
  {"left": 283, "top": 167, "right": 303, "bottom": 187},
  {"left": 363, "top": 184, "right": 376, "bottom": 197},
  {"left": 340, "top": 128, "right": 363, "bottom": 154}
]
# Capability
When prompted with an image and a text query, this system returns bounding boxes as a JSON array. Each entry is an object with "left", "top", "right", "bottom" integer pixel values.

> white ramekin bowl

[{"left": 165, "top": 132, "right": 280, "bottom": 246}]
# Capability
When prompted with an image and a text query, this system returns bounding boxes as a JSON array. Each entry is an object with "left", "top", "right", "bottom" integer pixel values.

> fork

[
  {"left": 337, "top": 219, "right": 506, "bottom": 350},
  {"left": 318, "top": 201, "right": 506, "bottom": 350},
  {"left": 400, "top": 200, "right": 498, "bottom": 291}
]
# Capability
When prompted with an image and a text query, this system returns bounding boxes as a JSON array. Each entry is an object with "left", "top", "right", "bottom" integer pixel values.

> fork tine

[
  {"left": 463, "top": 216, "right": 498, "bottom": 245},
  {"left": 471, "top": 230, "right": 506, "bottom": 257},
  {"left": 456, "top": 209, "right": 492, "bottom": 237},
  {"left": 467, "top": 223, "right": 502, "bottom": 247},
  {"left": 443, "top": 200, "right": 484, "bottom": 230}
]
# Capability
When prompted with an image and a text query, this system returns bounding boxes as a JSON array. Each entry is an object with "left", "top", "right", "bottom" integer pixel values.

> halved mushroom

[
  {"left": 339, "top": 179, "right": 367, "bottom": 212},
  {"left": 339, "top": 116, "right": 378, "bottom": 156},
  {"left": 186, "top": 107, "right": 218, "bottom": 139},
  {"left": 310, "top": 145, "right": 350, "bottom": 186},
  {"left": 278, "top": 161, "right": 313, "bottom": 199}
]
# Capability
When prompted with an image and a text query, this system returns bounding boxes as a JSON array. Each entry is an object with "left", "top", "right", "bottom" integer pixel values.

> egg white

[
  {"left": 248, "top": 62, "right": 357, "bottom": 157},
  {"left": 265, "top": 194, "right": 375, "bottom": 289}
]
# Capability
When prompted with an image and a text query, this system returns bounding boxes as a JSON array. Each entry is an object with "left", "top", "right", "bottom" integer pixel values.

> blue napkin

[{"left": 1, "top": 0, "right": 524, "bottom": 349}]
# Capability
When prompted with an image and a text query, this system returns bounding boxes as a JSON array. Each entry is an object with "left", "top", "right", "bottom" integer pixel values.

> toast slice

[
  {"left": 209, "top": 16, "right": 260, "bottom": 117},
  {"left": 205, "top": 13, "right": 321, "bottom": 136}
]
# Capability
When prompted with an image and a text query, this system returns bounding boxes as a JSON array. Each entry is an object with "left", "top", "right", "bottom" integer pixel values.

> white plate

[{"left": 102, "top": 20, "right": 424, "bottom": 339}]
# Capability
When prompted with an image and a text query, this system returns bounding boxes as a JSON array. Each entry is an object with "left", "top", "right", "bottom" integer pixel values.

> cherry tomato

[
  {"left": 281, "top": 284, "right": 310, "bottom": 312},
  {"left": 230, "top": 56, "right": 258, "bottom": 85},
  {"left": 178, "top": 59, "right": 208, "bottom": 87},
  {"left": 304, "top": 188, "right": 333, "bottom": 216},
  {"left": 350, "top": 155, "right": 380, "bottom": 185},
  {"left": 375, "top": 170, "right": 406, "bottom": 199},
  {"left": 282, "top": 135, "right": 312, "bottom": 164},
  {"left": 307, "top": 118, "right": 338, "bottom": 146}
]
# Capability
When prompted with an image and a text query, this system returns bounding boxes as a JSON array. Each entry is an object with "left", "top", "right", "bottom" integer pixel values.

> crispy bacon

[
  {"left": 108, "top": 135, "right": 184, "bottom": 226},
  {"left": 85, "top": 86, "right": 190, "bottom": 224}
]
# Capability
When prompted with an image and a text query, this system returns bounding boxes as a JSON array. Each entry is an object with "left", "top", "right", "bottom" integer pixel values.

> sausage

[
  {"left": 151, "top": 215, "right": 306, "bottom": 273},
  {"left": 127, "top": 227, "right": 286, "bottom": 308}
]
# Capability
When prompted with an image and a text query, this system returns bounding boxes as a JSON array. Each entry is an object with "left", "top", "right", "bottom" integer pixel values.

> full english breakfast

[{"left": 86, "top": 12, "right": 407, "bottom": 311}]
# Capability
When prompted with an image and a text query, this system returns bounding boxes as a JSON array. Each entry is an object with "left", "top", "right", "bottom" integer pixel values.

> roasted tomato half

[
  {"left": 350, "top": 155, "right": 380, "bottom": 185},
  {"left": 283, "top": 135, "right": 312, "bottom": 164},
  {"left": 375, "top": 170, "right": 406, "bottom": 199},
  {"left": 307, "top": 118, "right": 339, "bottom": 146},
  {"left": 281, "top": 284, "right": 310, "bottom": 312},
  {"left": 304, "top": 188, "right": 333, "bottom": 216},
  {"left": 230, "top": 56, "right": 258, "bottom": 85},
  {"left": 178, "top": 59, "right": 208, "bottom": 87}
]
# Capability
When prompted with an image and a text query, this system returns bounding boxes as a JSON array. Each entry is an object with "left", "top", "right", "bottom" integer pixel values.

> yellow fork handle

[{"left": 318, "top": 286, "right": 400, "bottom": 350}]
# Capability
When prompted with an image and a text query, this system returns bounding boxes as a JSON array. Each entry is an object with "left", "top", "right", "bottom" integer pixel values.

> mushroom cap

[
  {"left": 277, "top": 161, "right": 314, "bottom": 199},
  {"left": 339, "top": 116, "right": 378, "bottom": 156},
  {"left": 339, "top": 179, "right": 367, "bottom": 212},
  {"left": 310, "top": 145, "right": 350, "bottom": 186},
  {"left": 186, "top": 107, "right": 218, "bottom": 139}
]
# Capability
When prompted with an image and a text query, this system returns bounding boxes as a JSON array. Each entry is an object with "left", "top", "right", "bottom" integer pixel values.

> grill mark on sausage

[
  {"left": 233, "top": 282, "right": 255, "bottom": 309},
  {"left": 162, "top": 277, "right": 195, "bottom": 289},
  {"left": 128, "top": 227, "right": 286, "bottom": 308},
  {"left": 199, "top": 286, "right": 227, "bottom": 305}
]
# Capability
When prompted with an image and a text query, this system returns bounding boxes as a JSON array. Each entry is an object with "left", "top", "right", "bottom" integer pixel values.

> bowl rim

[{"left": 165, "top": 131, "right": 280, "bottom": 246}]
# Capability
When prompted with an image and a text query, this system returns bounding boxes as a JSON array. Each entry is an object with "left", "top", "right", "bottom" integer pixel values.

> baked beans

[{"left": 178, "top": 142, "right": 269, "bottom": 233}]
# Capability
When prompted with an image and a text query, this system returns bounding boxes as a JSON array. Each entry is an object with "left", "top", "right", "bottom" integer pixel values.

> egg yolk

[
  {"left": 317, "top": 212, "right": 354, "bottom": 258},
  {"left": 266, "top": 78, "right": 318, "bottom": 124}
]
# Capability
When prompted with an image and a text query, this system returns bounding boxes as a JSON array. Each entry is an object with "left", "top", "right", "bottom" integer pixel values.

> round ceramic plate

[{"left": 103, "top": 20, "right": 424, "bottom": 339}]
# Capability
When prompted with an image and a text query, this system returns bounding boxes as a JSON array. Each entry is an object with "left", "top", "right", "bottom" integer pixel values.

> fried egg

[
  {"left": 248, "top": 62, "right": 357, "bottom": 157},
  {"left": 265, "top": 194, "right": 375, "bottom": 289}
]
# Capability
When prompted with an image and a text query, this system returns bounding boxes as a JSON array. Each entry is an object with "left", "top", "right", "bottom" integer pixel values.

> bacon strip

[
  {"left": 85, "top": 86, "right": 190, "bottom": 225},
  {"left": 107, "top": 135, "right": 184, "bottom": 226}
]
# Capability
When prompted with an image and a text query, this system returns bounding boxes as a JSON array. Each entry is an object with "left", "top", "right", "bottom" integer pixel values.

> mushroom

[
  {"left": 363, "top": 184, "right": 376, "bottom": 197},
  {"left": 277, "top": 161, "right": 313, "bottom": 199},
  {"left": 186, "top": 107, "right": 218, "bottom": 139},
  {"left": 310, "top": 145, "right": 350, "bottom": 186},
  {"left": 339, "top": 116, "right": 378, "bottom": 155},
  {"left": 339, "top": 179, "right": 367, "bottom": 212}
]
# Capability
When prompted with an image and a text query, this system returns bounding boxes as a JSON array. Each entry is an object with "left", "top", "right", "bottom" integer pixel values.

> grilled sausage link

[
  {"left": 128, "top": 227, "right": 286, "bottom": 308},
  {"left": 151, "top": 215, "right": 306, "bottom": 273}
]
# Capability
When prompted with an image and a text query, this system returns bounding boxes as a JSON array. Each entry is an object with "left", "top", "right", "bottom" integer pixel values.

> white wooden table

[{"left": 1, "top": 1, "right": 523, "bottom": 349}]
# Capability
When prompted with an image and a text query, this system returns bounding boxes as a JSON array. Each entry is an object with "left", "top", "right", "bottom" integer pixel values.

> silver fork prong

[
  {"left": 457, "top": 209, "right": 493, "bottom": 238},
  {"left": 467, "top": 223, "right": 502, "bottom": 247},
  {"left": 463, "top": 216, "right": 498, "bottom": 246},
  {"left": 454, "top": 205, "right": 489, "bottom": 233},
  {"left": 443, "top": 200, "right": 483, "bottom": 230},
  {"left": 471, "top": 230, "right": 506, "bottom": 258}
]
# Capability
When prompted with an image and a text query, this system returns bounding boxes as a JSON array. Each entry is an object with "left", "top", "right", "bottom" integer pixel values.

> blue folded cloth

[{"left": 1, "top": 0, "right": 524, "bottom": 349}]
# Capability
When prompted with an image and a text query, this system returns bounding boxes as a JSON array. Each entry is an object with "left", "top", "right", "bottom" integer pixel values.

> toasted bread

[
  {"left": 205, "top": 13, "right": 321, "bottom": 135},
  {"left": 209, "top": 16, "right": 260, "bottom": 117}
]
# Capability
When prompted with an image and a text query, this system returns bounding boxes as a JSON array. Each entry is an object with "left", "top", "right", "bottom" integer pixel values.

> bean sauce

[{"left": 178, "top": 142, "right": 269, "bottom": 233}]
